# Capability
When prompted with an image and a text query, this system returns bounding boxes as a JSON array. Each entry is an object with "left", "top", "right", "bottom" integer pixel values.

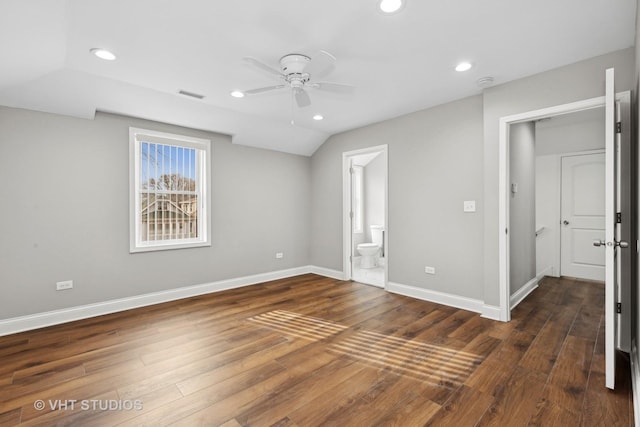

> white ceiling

[{"left": 0, "top": 0, "right": 636, "bottom": 156}]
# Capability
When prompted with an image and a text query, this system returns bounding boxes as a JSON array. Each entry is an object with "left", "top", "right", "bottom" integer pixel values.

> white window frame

[{"left": 129, "top": 127, "right": 211, "bottom": 253}]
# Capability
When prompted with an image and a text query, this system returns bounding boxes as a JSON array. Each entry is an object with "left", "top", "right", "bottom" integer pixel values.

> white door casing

[{"left": 560, "top": 153, "right": 605, "bottom": 281}]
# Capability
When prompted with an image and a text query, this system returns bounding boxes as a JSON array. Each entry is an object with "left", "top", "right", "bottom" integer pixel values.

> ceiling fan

[{"left": 241, "top": 51, "right": 355, "bottom": 109}]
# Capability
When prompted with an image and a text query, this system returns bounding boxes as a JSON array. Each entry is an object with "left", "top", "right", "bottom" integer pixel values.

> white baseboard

[
  {"left": 536, "top": 266, "right": 553, "bottom": 279},
  {"left": 0, "top": 266, "right": 336, "bottom": 337},
  {"left": 387, "top": 282, "right": 484, "bottom": 314},
  {"left": 481, "top": 304, "right": 502, "bottom": 321},
  {"left": 510, "top": 271, "right": 545, "bottom": 310},
  {"left": 308, "top": 265, "right": 346, "bottom": 280},
  {"left": 631, "top": 340, "right": 640, "bottom": 427}
]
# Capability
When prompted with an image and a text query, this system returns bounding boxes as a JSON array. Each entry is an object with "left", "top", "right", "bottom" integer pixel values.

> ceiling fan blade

[
  {"left": 307, "top": 50, "right": 336, "bottom": 80},
  {"left": 242, "top": 57, "right": 283, "bottom": 78},
  {"left": 310, "top": 82, "right": 355, "bottom": 94},
  {"left": 294, "top": 88, "right": 311, "bottom": 108},
  {"left": 244, "top": 85, "right": 287, "bottom": 95}
]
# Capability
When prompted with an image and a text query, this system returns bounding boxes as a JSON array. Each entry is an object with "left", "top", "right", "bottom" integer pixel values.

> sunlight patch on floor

[
  {"left": 247, "top": 310, "right": 348, "bottom": 342},
  {"left": 328, "top": 330, "right": 483, "bottom": 385},
  {"left": 247, "top": 310, "right": 483, "bottom": 385}
]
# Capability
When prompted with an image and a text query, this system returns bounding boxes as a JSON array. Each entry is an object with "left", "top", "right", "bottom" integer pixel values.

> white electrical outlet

[
  {"left": 425, "top": 266, "right": 435, "bottom": 275},
  {"left": 56, "top": 280, "right": 73, "bottom": 291},
  {"left": 276, "top": 252, "right": 284, "bottom": 259}
]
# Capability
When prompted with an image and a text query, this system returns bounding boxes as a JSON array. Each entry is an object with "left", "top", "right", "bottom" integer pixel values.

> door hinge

[
  {"left": 505, "top": 228, "right": 508, "bottom": 235},
  {"left": 349, "top": 167, "right": 354, "bottom": 174},
  {"left": 617, "top": 303, "right": 622, "bottom": 314},
  {"left": 616, "top": 122, "right": 622, "bottom": 134},
  {"left": 350, "top": 211, "right": 354, "bottom": 219},
  {"left": 617, "top": 212, "right": 622, "bottom": 223}
]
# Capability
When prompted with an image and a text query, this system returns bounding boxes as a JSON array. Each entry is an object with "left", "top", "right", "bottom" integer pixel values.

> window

[
  {"left": 352, "top": 165, "right": 364, "bottom": 234},
  {"left": 129, "top": 128, "right": 211, "bottom": 252}
]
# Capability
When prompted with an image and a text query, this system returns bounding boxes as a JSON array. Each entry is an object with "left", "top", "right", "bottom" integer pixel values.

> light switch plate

[{"left": 463, "top": 200, "right": 476, "bottom": 212}]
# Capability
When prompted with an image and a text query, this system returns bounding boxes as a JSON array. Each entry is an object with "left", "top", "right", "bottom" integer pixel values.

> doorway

[
  {"left": 498, "top": 84, "right": 631, "bottom": 390},
  {"left": 534, "top": 108, "right": 607, "bottom": 282},
  {"left": 342, "top": 145, "right": 388, "bottom": 288}
]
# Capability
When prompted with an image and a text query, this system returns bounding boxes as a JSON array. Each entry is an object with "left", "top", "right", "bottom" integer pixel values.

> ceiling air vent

[
  {"left": 476, "top": 77, "right": 494, "bottom": 88},
  {"left": 178, "top": 90, "right": 205, "bottom": 100}
]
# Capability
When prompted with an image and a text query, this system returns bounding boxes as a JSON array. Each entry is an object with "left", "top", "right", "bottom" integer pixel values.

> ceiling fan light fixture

[
  {"left": 455, "top": 62, "right": 473, "bottom": 72},
  {"left": 230, "top": 90, "right": 245, "bottom": 98},
  {"left": 313, "top": 114, "right": 324, "bottom": 121},
  {"left": 90, "top": 48, "right": 116, "bottom": 61},
  {"left": 378, "top": 0, "right": 404, "bottom": 14}
]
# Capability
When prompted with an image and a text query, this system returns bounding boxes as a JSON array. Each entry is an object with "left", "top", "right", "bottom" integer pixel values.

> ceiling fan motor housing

[{"left": 280, "top": 54, "right": 311, "bottom": 74}]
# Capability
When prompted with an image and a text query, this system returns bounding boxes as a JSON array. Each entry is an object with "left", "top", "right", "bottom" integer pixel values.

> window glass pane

[{"left": 138, "top": 141, "right": 199, "bottom": 243}]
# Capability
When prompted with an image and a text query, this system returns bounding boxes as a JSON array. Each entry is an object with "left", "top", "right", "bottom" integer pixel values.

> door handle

[
  {"left": 593, "top": 239, "right": 629, "bottom": 248},
  {"left": 563, "top": 220, "right": 570, "bottom": 225}
]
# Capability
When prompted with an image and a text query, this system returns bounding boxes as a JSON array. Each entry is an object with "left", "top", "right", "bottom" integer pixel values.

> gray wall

[
  {"left": 311, "top": 96, "right": 485, "bottom": 300},
  {"left": 535, "top": 108, "right": 604, "bottom": 156},
  {"left": 0, "top": 107, "right": 311, "bottom": 319},
  {"left": 509, "top": 122, "right": 536, "bottom": 294},
  {"left": 483, "top": 48, "right": 634, "bottom": 306}
]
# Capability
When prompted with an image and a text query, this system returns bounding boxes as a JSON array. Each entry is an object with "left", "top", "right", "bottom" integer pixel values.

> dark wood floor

[{"left": 0, "top": 274, "right": 634, "bottom": 426}]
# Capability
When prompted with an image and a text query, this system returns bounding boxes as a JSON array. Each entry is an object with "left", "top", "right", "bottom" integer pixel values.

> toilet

[{"left": 357, "top": 225, "right": 384, "bottom": 269}]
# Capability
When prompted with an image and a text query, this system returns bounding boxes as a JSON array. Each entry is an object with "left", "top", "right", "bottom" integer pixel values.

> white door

[
  {"left": 602, "top": 68, "right": 626, "bottom": 390},
  {"left": 560, "top": 153, "right": 605, "bottom": 281}
]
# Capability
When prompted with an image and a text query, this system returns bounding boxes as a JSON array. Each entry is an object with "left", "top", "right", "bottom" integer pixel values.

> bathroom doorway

[{"left": 342, "top": 145, "right": 388, "bottom": 288}]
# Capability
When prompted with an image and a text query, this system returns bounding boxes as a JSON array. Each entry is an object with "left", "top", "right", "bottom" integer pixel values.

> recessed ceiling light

[
  {"left": 378, "top": 0, "right": 404, "bottom": 14},
  {"left": 455, "top": 62, "right": 473, "bottom": 72},
  {"left": 313, "top": 114, "right": 324, "bottom": 121},
  {"left": 90, "top": 48, "right": 116, "bottom": 61},
  {"left": 230, "top": 90, "right": 245, "bottom": 98}
]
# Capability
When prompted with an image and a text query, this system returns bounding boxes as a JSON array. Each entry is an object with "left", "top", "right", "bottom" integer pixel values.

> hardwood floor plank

[
  {"left": 175, "top": 338, "right": 310, "bottom": 396},
  {"left": 134, "top": 368, "right": 295, "bottom": 426},
  {"left": 118, "top": 334, "right": 288, "bottom": 400},
  {"left": 581, "top": 369, "right": 632, "bottom": 427},
  {"left": 544, "top": 336, "right": 595, "bottom": 414},
  {"left": 581, "top": 325, "right": 632, "bottom": 427},
  {"left": 476, "top": 366, "right": 547, "bottom": 426},
  {"left": 1, "top": 363, "right": 86, "bottom": 403},
  {"left": 318, "top": 369, "right": 444, "bottom": 426},
  {"left": 235, "top": 357, "right": 366, "bottom": 426},
  {"left": 0, "top": 373, "right": 13, "bottom": 387},
  {"left": 424, "top": 385, "right": 494, "bottom": 426},
  {"left": 372, "top": 392, "right": 441, "bottom": 426},
  {"left": 0, "top": 407, "right": 21, "bottom": 425},
  {"left": 286, "top": 367, "right": 386, "bottom": 426},
  {"left": 518, "top": 322, "right": 573, "bottom": 375}
]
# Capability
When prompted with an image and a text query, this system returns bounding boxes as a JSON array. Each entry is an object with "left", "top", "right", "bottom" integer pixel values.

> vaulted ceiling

[{"left": 0, "top": 0, "right": 636, "bottom": 155}]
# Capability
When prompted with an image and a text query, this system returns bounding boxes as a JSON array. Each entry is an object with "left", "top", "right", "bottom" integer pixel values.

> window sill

[{"left": 130, "top": 240, "right": 211, "bottom": 253}]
